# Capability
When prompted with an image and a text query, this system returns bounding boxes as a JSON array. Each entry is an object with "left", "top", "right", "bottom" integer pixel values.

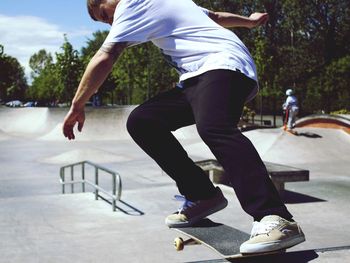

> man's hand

[
  {"left": 248, "top": 13, "right": 269, "bottom": 29},
  {"left": 63, "top": 106, "right": 85, "bottom": 140},
  {"left": 61, "top": 44, "right": 125, "bottom": 141}
]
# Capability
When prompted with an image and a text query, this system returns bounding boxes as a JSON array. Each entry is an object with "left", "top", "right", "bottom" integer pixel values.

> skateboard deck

[{"left": 172, "top": 219, "right": 285, "bottom": 259}]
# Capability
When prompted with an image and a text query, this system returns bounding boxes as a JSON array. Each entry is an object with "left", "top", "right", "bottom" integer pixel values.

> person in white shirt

[
  {"left": 283, "top": 89, "right": 299, "bottom": 132},
  {"left": 63, "top": 0, "right": 305, "bottom": 253}
]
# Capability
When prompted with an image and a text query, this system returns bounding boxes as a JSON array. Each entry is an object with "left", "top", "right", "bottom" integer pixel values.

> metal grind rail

[{"left": 59, "top": 161, "right": 122, "bottom": 211}]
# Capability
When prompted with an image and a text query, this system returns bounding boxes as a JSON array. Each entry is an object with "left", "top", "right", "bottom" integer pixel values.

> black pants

[{"left": 127, "top": 69, "right": 292, "bottom": 221}]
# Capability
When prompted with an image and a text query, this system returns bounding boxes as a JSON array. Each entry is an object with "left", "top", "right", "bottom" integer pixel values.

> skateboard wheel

[{"left": 174, "top": 237, "right": 184, "bottom": 251}]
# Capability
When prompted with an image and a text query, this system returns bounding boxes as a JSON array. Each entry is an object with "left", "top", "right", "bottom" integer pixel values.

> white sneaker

[{"left": 240, "top": 215, "right": 305, "bottom": 254}]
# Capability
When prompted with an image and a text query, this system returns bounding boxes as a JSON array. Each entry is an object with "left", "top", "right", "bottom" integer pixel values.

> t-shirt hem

[{"left": 179, "top": 66, "right": 259, "bottom": 101}]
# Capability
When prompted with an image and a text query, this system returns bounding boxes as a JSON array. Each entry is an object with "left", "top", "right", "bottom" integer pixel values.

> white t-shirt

[
  {"left": 285, "top": 96, "right": 298, "bottom": 107},
  {"left": 103, "top": 0, "right": 258, "bottom": 99},
  {"left": 283, "top": 95, "right": 299, "bottom": 111}
]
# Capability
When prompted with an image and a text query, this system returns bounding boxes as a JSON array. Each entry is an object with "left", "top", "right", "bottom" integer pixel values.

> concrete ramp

[
  {"left": 1, "top": 107, "right": 349, "bottom": 169},
  {"left": 172, "top": 125, "right": 200, "bottom": 140},
  {"left": 41, "top": 148, "right": 133, "bottom": 164},
  {"left": 39, "top": 107, "right": 137, "bottom": 141},
  {"left": 0, "top": 106, "right": 204, "bottom": 142},
  {"left": 0, "top": 129, "right": 11, "bottom": 141},
  {"left": 182, "top": 128, "right": 285, "bottom": 160},
  {"left": 264, "top": 128, "right": 350, "bottom": 164},
  {"left": 0, "top": 107, "right": 50, "bottom": 136},
  {"left": 261, "top": 128, "right": 350, "bottom": 175},
  {"left": 0, "top": 106, "right": 137, "bottom": 141},
  {"left": 180, "top": 127, "right": 349, "bottom": 178}
]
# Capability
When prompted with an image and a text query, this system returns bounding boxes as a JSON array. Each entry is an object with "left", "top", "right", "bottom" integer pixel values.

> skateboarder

[
  {"left": 283, "top": 89, "right": 299, "bottom": 132},
  {"left": 63, "top": 0, "right": 305, "bottom": 254}
]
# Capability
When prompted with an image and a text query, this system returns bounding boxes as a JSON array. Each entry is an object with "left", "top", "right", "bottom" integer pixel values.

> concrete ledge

[
  {"left": 195, "top": 159, "right": 309, "bottom": 194},
  {"left": 264, "top": 162, "right": 310, "bottom": 193}
]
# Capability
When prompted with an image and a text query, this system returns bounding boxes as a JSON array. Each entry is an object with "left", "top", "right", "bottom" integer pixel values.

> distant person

[
  {"left": 283, "top": 89, "right": 299, "bottom": 132},
  {"left": 92, "top": 94, "right": 101, "bottom": 107},
  {"left": 63, "top": 0, "right": 305, "bottom": 254}
]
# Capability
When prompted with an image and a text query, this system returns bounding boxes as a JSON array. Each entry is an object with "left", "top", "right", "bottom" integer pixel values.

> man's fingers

[
  {"left": 62, "top": 108, "right": 85, "bottom": 140},
  {"left": 63, "top": 119, "right": 76, "bottom": 140},
  {"left": 78, "top": 119, "right": 84, "bottom": 132},
  {"left": 257, "top": 14, "right": 269, "bottom": 25},
  {"left": 248, "top": 13, "right": 269, "bottom": 28},
  {"left": 262, "top": 14, "right": 269, "bottom": 24},
  {"left": 63, "top": 124, "right": 75, "bottom": 140},
  {"left": 77, "top": 112, "right": 85, "bottom": 132}
]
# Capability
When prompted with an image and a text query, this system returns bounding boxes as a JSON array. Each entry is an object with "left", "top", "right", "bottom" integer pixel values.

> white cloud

[{"left": 0, "top": 14, "right": 93, "bottom": 80}]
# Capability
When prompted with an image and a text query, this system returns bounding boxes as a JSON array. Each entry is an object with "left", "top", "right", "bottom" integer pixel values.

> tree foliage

[
  {"left": 55, "top": 35, "right": 84, "bottom": 103},
  {"left": 0, "top": 44, "right": 27, "bottom": 102},
  {"left": 28, "top": 36, "right": 83, "bottom": 105},
  {"left": 26, "top": 63, "right": 60, "bottom": 103},
  {"left": 199, "top": 0, "right": 349, "bottom": 114},
  {"left": 29, "top": 49, "right": 53, "bottom": 78},
  {"left": 111, "top": 42, "right": 177, "bottom": 105}
]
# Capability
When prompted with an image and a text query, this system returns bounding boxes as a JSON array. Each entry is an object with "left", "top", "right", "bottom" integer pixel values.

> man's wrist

[
  {"left": 71, "top": 101, "right": 85, "bottom": 112},
  {"left": 245, "top": 19, "right": 255, "bottom": 29}
]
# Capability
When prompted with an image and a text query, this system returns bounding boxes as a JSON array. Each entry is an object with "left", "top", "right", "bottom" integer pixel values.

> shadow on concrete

[
  {"left": 185, "top": 250, "right": 319, "bottom": 263},
  {"left": 295, "top": 132, "right": 323, "bottom": 138},
  {"left": 98, "top": 195, "right": 145, "bottom": 216},
  {"left": 282, "top": 190, "right": 326, "bottom": 204},
  {"left": 227, "top": 250, "right": 319, "bottom": 263},
  {"left": 186, "top": 246, "right": 350, "bottom": 263},
  {"left": 116, "top": 199, "right": 145, "bottom": 216}
]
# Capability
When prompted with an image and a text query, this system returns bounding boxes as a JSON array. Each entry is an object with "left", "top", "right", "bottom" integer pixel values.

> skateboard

[{"left": 172, "top": 219, "right": 286, "bottom": 259}]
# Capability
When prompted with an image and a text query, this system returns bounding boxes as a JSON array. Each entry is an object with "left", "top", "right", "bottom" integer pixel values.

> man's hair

[{"left": 87, "top": 0, "right": 102, "bottom": 21}]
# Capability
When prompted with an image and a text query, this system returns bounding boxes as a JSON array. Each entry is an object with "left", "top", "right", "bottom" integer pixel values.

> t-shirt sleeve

[
  {"left": 103, "top": 1, "right": 211, "bottom": 47},
  {"left": 103, "top": 0, "right": 165, "bottom": 46}
]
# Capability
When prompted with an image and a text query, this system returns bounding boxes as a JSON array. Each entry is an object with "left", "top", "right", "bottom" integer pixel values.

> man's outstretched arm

[
  {"left": 62, "top": 42, "right": 126, "bottom": 140},
  {"left": 208, "top": 11, "right": 269, "bottom": 29}
]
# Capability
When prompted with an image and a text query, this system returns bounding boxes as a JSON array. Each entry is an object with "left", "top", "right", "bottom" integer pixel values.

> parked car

[
  {"left": 5, "top": 100, "right": 23, "bottom": 107},
  {"left": 23, "top": 101, "right": 37, "bottom": 107}
]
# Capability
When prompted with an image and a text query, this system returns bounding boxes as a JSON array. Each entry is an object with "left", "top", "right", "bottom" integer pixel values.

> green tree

[
  {"left": 26, "top": 63, "right": 60, "bottom": 104},
  {"left": 55, "top": 35, "right": 83, "bottom": 103},
  {"left": 304, "top": 55, "right": 350, "bottom": 113},
  {"left": 0, "top": 44, "right": 27, "bottom": 102},
  {"left": 29, "top": 49, "right": 53, "bottom": 78},
  {"left": 281, "top": 0, "right": 350, "bottom": 114},
  {"left": 111, "top": 42, "right": 177, "bottom": 105},
  {"left": 81, "top": 30, "right": 109, "bottom": 62}
]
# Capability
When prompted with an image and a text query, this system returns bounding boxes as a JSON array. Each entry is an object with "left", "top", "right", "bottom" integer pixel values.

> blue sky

[{"left": 0, "top": 0, "right": 110, "bottom": 78}]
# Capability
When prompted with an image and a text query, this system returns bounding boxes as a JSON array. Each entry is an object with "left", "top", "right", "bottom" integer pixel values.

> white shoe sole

[{"left": 240, "top": 234, "right": 305, "bottom": 254}]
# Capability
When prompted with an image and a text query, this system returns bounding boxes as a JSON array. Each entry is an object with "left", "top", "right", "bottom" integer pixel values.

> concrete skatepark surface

[{"left": 0, "top": 106, "right": 350, "bottom": 263}]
